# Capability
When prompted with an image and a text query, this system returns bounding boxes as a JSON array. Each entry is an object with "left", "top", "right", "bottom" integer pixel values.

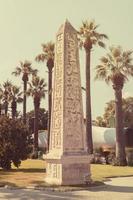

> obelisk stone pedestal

[{"left": 45, "top": 20, "right": 91, "bottom": 185}]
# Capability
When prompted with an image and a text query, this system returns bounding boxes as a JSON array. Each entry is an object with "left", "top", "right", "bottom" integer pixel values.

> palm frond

[
  {"left": 18, "top": 91, "right": 23, "bottom": 97},
  {"left": 100, "top": 56, "right": 108, "bottom": 63},
  {"left": 105, "top": 76, "right": 111, "bottom": 85},
  {"left": 96, "top": 46, "right": 133, "bottom": 87},
  {"left": 12, "top": 86, "right": 20, "bottom": 94},
  {"left": 24, "top": 60, "right": 32, "bottom": 68},
  {"left": 94, "top": 68, "right": 107, "bottom": 81},
  {"left": 12, "top": 66, "right": 22, "bottom": 76},
  {"left": 99, "top": 33, "right": 108, "bottom": 40},
  {"left": 27, "top": 75, "right": 47, "bottom": 100},
  {"left": 93, "top": 24, "right": 99, "bottom": 30},
  {"left": 39, "top": 78, "right": 45, "bottom": 86},
  {"left": 112, "top": 46, "right": 122, "bottom": 57},
  {"left": 36, "top": 41, "right": 55, "bottom": 64},
  {"left": 123, "top": 50, "right": 133, "bottom": 57},
  {"left": 81, "top": 86, "right": 86, "bottom": 91},
  {"left": 0, "top": 87, "right": 3, "bottom": 99},
  {"left": 35, "top": 53, "right": 46, "bottom": 62},
  {"left": 17, "top": 97, "right": 23, "bottom": 103},
  {"left": 3, "top": 80, "right": 12, "bottom": 87},
  {"left": 95, "top": 64, "right": 104, "bottom": 70},
  {"left": 98, "top": 41, "right": 106, "bottom": 48},
  {"left": 79, "top": 19, "right": 107, "bottom": 49},
  {"left": 32, "top": 69, "right": 38, "bottom": 76}
]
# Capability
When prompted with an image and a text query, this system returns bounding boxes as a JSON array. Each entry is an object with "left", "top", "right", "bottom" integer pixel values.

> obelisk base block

[{"left": 44, "top": 154, "right": 91, "bottom": 185}]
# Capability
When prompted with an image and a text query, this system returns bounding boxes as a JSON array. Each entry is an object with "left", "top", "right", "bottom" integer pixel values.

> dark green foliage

[
  {"left": 27, "top": 108, "right": 48, "bottom": 132},
  {"left": 0, "top": 116, "right": 33, "bottom": 170},
  {"left": 94, "top": 97, "right": 133, "bottom": 128},
  {"left": 94, "top": 116, "right": 107, "bottom": 127},
  {"left": 103, "top": 97, "right": 133, "bottom": 128}
]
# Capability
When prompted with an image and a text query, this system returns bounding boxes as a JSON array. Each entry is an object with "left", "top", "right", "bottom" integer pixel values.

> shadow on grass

[{"left": 0, "top": 168, "right": 46, "bottom": 173}]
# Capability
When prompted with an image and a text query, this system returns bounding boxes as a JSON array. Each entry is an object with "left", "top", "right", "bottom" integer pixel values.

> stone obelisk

[{"left": 45, "top": 20, "right": 90, "bottom": 185}]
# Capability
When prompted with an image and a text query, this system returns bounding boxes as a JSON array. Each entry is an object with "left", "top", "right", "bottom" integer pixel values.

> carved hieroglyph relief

[
  {"left": 49, "top": 21, "right": 85, "bottom": 152},
  {"left": 64, "top": 29, "right": 85, "bottom": 152},
  {"left": 49, "top": 33, "right": 63, "bottom": 150},
  {"left": 47, "top": 163, "right": 61, "bottom": 179}
]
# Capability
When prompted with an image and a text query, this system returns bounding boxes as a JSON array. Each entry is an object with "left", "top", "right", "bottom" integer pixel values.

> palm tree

[
  {"left": 78, "top": 19, "right": 108, "bottom": 154},
  {"left": 103, "top": 100, "right": 115, "bottom": 127},
  {"left": 27, "top": 75, "right": 47, "bottom": 153},
  {"left": 123, "top": 97, "right": 133, "bottom": 128},
  {"left": 95, "top": 46, "right": 133, "bottom": 166},
  {"left": 35, "top": 41, "right": 54, "bottom": 151},
  {"left": 9, "top": 85, "right": 23, "bottom": 118},
  {"left": 95, "top": 116, "right": 106, "bottom": 127},
  {"left": 12, "top": 61, "right": 37, "bottom": 124},
  {"left": 0, "top": 85, "right": 3, "bottom": 116},
  {"left": 3, "top": 81, "right": 12, "bottom": 116}
]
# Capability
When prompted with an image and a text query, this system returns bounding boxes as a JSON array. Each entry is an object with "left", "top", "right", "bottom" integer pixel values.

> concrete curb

[{"left": 0, "top": 183, "right": 107, "bottom": 192}]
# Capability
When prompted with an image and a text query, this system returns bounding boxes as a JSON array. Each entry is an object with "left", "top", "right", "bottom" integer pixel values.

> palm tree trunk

[
  {"left": 114, "top": 86, "right": 127, "bottom": 166},
  {"left": 34, "top": 99, "right": 40, "bottom": 153},
  {"left": 11, "top": 100, "right": 17, "bottom": 119},
  {"left": 0, "top": 103, "right": 1, "bottom": 116},
  {"left": 47, "top": 69, "right": 52, "bottom": 151},
  {"left": 23, "top": 80, "right": 27, "bottom": 124},
  {"left": 5, "top": 100, "right": 8, "bottom": 116},
  {"left": 85, "top": 48, "right": 93, "bottom": 154}
]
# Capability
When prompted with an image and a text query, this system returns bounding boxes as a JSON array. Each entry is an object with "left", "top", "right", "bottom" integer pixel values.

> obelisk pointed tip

[
  {"left": 64, "top": 19, "right": 76, "bottom": 31},
  {"left": 65, "top": 18, "right": 69, "bottom": 24},
  {"left": 57, "top": 19, "right": 77, "bottom": 35}
]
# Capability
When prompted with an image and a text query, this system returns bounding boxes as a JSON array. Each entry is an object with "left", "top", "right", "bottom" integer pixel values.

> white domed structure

[{"left": 92, "top": 126, "right": 116, "bottom": 150}]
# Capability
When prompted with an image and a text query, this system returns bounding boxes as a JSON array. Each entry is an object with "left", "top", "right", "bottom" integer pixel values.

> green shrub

[{"left": 0, "top": 116, "right": 33, "bottom": 170}]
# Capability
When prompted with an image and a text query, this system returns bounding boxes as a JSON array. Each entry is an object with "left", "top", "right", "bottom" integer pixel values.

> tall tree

[
  {"left": 9, "top": 85, "right": 23, "bottom": 119},
  {"left": 78, "top": 19, "right": 108, "bottom": 154},
  {"left": 123, "top": 97, "right": 133, "bottom": 128},
  {"left": 12, "top": 61, "right": 37, "bottom": 124},
  {"left": 95, "top": 46, "right": 133, "bottom": 165},
  {"left": 35, "top": 41, "right": 54, "bottom": 151},
  {"left": 2, "top": 81, "right": 12, "bottom": 116},
  {"left": 0, "top": 85, "right": 3, "bottom": 116},
  {"left": 103, "top": 97, "right": 133, "bottom": 128},
  {"left": 103, "top": 100, "right": 115, "bottom": 127},
  {"left": 94, "top": 116, "right": 107, "bottom": 127},
  {"left": 27, "top": 75, "right": 47, "bottom": 154},
  {"left": 27, "top": 108, "right": 48, "bottom": 132}
]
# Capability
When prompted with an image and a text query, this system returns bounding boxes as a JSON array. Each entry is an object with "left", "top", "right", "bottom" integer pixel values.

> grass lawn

[
  {"left": 91, "top": 164, "right": 133, "bottom": 181},
  {"left": 0, "top": 159, "right": 46, "bottom": 187},
  {"left": 0, "top": 159, "right": 133, "bottom": 187}
]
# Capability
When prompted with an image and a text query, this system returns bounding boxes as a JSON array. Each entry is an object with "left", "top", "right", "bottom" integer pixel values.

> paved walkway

[{"left": 0, "top": 177, "right": 133, "bottom": 200}]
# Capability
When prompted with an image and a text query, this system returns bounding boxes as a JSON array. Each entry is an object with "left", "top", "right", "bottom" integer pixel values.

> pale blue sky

[{"left": 0, "top": 0, "right": 133, "bottom": 119}]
